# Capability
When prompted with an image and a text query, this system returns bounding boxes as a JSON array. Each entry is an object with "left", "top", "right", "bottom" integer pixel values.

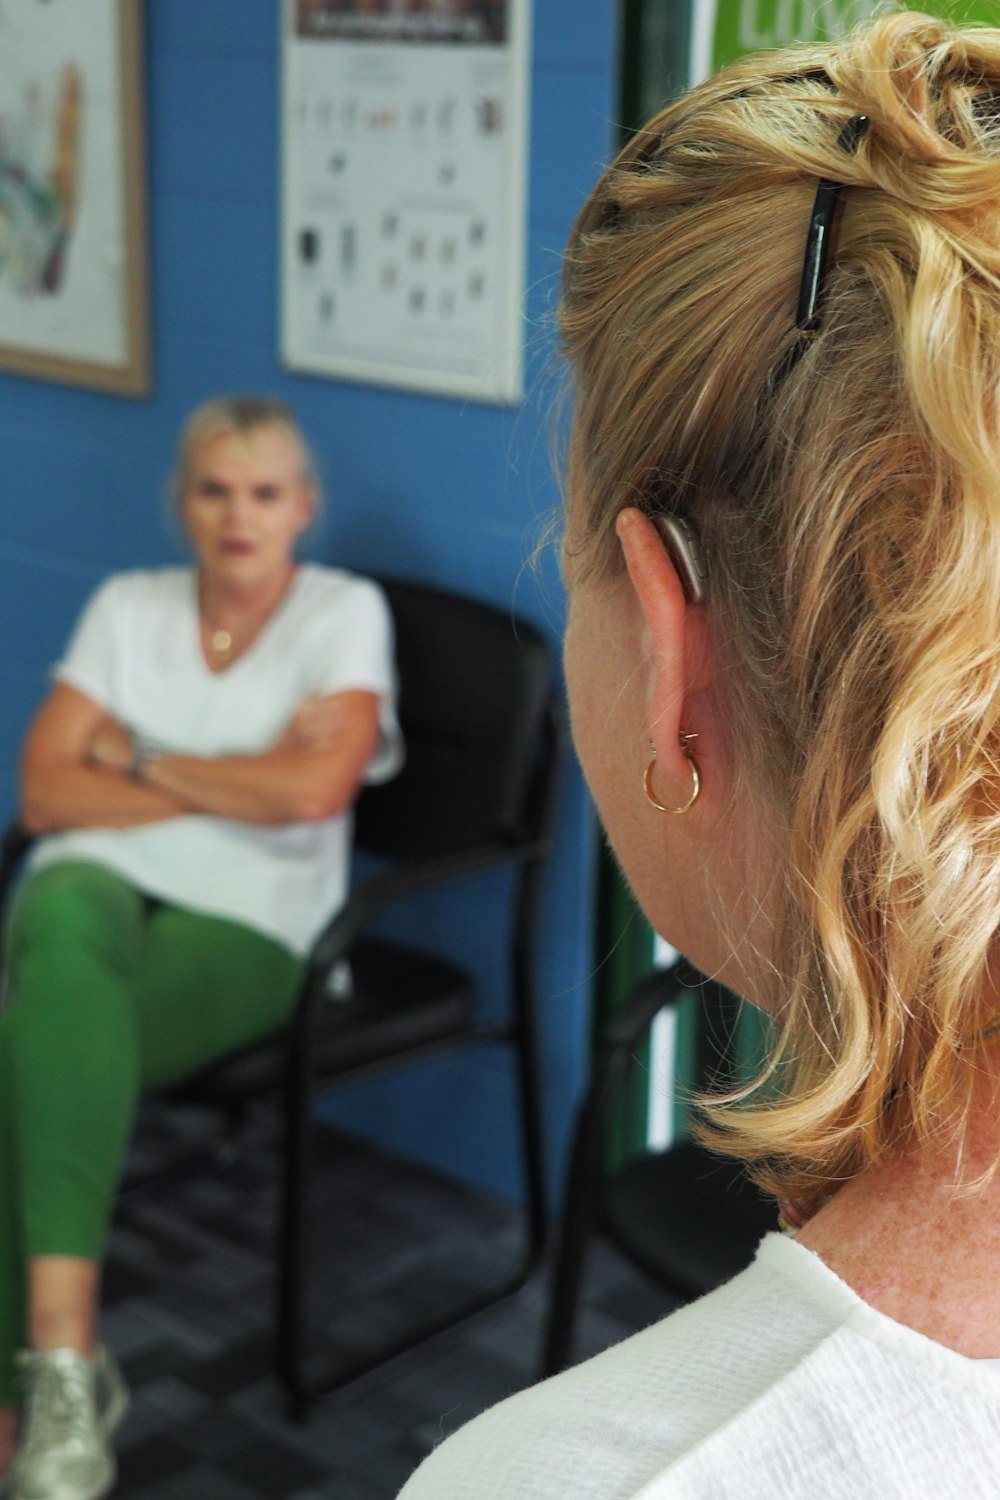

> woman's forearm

[
  {"left": 20, "top": 684, "right": 192, "bottom": 835},
  {"left": 20, "top": 747, "right": 345, "bottom": 835},
  {"left": 71, "top": 688, "right": 381, "bottom": 829},
  {"left": 140, "top": 747, "right": 362, "bottom": 826},
  {"left": 20, "top": 761, "right": 190, "bottom": 834}
]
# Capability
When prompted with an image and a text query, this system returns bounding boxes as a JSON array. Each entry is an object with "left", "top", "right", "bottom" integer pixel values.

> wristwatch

[{"left": 128, "top": 736, "right": 167, "bottom": 783}]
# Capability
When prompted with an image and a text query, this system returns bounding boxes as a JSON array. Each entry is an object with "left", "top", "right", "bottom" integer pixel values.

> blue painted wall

[{"left": 0, "top": 1, "right": 617, "bottom": 1205}]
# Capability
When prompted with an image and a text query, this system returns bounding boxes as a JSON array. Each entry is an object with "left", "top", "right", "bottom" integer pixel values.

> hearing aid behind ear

[{"left": 653, "top": 515, "right": 707, "bottom": 605}]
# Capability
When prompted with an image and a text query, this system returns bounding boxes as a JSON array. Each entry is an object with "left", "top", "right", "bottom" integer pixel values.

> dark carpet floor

[{"left": 100, "top": 1101, "right": 680, "bottom": 1499}]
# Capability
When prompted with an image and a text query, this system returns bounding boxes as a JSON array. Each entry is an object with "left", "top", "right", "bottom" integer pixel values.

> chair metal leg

[
  {"left": 272, "top": 864, "right": 555, "bottom": 1415},
  {"left": 540, "top": 1055, "right": 624, "bottom": 1377},
  {"left": 539, "top": 966, "right": 692, "bottom": 1377},
  {"left": 512, "top": 858, "right": 548, "bottom": 1271},
  {"left": 276, "top": 982, "right": 321, "bottom": 1421}
]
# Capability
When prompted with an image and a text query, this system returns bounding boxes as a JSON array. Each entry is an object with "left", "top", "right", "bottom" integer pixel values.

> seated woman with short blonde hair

[{"left": 0, "top": 395, "right": 401, "bottom": 1500}]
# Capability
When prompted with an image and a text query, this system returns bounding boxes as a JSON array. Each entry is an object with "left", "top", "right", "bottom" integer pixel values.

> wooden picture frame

[{"left": 0, "top": 0, "right": 150, "bottom": 397}]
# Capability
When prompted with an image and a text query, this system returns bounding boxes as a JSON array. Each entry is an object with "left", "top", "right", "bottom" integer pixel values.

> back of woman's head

[{"left": 561, "top": 13, "right": 1000, "bottom": 1199}]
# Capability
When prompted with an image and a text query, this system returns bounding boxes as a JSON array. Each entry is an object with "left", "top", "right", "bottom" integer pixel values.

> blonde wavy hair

[{"left": 561, "top": 12, "right": 1000, "bottom": 1201}]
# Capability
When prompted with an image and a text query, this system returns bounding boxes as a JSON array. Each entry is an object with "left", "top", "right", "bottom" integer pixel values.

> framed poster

[
  {"left": 280, "top": 0, "right": 532, "bottom": 405},
  {"left": 0, "top": 0, "right": 150, "bottom": 396}
]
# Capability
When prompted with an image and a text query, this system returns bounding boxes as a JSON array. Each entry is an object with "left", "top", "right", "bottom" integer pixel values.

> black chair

[
  {"left": 541, "top": 959, "right": 778, "bottom": 1376},
  {"left": 0, "top": 576, "right": 562, "bottom": 1418}
]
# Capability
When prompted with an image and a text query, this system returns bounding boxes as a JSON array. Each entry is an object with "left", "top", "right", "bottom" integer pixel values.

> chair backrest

[{"left": 355, "top": 577, "right": 557, "bottom": 861}]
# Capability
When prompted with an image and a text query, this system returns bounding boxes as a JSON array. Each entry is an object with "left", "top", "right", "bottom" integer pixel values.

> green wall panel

[{"left": 705, "top": 0, "right": 997, "bottom": 73}]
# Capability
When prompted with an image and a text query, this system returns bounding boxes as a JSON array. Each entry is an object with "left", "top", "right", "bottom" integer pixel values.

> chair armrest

[
  {"left": 0, "top": 821, "right": 34, "bottom": 976},
  {"left": 308, "top": 836, "right": 548, "bottom": 973},
  {"left": 0, "top": 820, "right": 33, "bottom": 909}
]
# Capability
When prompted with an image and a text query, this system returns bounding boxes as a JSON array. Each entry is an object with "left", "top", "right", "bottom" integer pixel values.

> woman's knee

[{"left": 6, "top": 863, "right": 144, "bottom": 976}]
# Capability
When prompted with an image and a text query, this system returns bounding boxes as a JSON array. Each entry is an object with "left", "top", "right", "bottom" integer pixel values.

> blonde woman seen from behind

[{"left": 397, "top": 14, "right": 1000, "bottom": 1499}]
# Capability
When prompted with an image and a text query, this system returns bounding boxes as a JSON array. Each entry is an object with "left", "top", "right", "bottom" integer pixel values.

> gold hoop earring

[{"left": 643, "top": 732, "right": 700, "bottom": 815}]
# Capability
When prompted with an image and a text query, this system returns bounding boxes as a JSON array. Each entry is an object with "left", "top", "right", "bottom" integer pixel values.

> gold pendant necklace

[{"left": 209, "top": 628, "right": 233, "bottom": 661}]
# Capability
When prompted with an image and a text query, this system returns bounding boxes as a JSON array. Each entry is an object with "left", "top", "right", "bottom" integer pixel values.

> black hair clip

[{"left": 794, "top": 113, "right": 870, "bottom": 335}]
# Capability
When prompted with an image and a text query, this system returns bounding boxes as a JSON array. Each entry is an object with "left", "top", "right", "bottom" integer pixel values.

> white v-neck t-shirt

[
  {"left": 29, "top": 565, "right": 402, "bottom": 955},
  {"left": 398, "top": 1233, "right": 1000, "bottom": 1500}
]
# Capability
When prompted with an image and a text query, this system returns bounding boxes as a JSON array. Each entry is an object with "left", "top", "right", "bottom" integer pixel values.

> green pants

[{"left": 0, "top": 860, "right": 304, "bottom": 1405}]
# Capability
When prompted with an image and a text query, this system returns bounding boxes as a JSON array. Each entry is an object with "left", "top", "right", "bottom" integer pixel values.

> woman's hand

[
  {"left": 275, "top": 695, "right": 354, "bottom": 752},
  {"left": 137, "top": 689, "right": 383, "bottom": 825},
  {"left": 20, "top": 685, "right": 188, "bottom": 833},
  {"left": 87, "top": 717, "right": 135, "bottom": 776}
]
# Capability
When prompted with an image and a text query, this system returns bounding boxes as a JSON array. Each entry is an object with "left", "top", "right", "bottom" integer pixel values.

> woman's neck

[
  {"left": 797, "top": 1064, "right": 1000, "bottom": 1357},
  {"left": 197, "top": 561, "right": 298, "bottom": 628}
]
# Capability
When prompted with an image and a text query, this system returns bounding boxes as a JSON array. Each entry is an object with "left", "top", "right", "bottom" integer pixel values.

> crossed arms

[{"left": 20, "top": 683, "right": 383, "bottom": 834}]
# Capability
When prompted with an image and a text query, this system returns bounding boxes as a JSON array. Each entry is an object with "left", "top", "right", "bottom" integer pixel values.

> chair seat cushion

[
  {"left": 166, "top": 937, "right": 475, "bottom": 1107},
  {"left": 602, "top": 1140, "right": 778, "bottom": 1299}
]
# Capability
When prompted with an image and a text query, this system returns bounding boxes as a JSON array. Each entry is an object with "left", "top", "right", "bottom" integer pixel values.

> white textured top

[
  {"left": 31, "top": 565, "right": 402, "bottom": 955},
  {"left": 398, "top": 1233, "right": 1000, "bottom": 1499}
]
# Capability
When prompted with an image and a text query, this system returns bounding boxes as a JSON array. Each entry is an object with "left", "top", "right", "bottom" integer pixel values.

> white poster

[
  {"left": 280, "top": 0, "right": 531, "bottom": 404},
  {"left": 0, "top": 0, "right": 148, "bottom": 393}
]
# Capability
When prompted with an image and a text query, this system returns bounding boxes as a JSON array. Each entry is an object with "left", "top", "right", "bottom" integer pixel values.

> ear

[
  {"left": 297, "top": 481, "right": 318, "bottom": 531},
  {"left": 615, "top": 507, "right": 711, "bottom": 787},
  {"left": 177, "top": 486, "right": 194, "bottom": 530}
]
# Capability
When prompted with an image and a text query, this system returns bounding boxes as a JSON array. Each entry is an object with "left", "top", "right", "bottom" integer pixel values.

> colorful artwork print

[
  {"left": 0, "top": 0, "right": 148, "bottom": 393},
  {"left": 0, "top": 61, "right": 84, "bottom": 297},
  {"left": 296, "top": 0, "right": 508, "bottom": 46}
]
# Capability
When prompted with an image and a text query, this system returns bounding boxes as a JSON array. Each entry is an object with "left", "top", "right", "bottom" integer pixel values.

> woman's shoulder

[
  {"left": 398, "top": 1242, "right": 837, "bottom": 1500},
  {"left": 290, "top": 565, "right": 392, "bottom": 625},
  {"left": 74, "top": 568, "right": 193, "bottom": 628},
  {"left": 399, "top": 1236, "right": 1000, "bottom": 1500},
  {"left": 295, "top": 563, "right": 386, "bottom": 600},
  {"left": 86, "top": 566, "right": 193, "bottom": 607}
]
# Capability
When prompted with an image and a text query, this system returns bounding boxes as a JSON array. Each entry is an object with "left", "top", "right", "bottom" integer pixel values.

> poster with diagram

[
  {"left": 280, "top": 0, "right": 531, "bottom": 404},
  {"left": 0, "top": 0, "right": 149, "bottom": 395}
]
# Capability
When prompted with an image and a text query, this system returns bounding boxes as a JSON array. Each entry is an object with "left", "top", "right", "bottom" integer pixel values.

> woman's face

[{"left": 181, "top": 424, "right": 315, "bottom": 593}]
